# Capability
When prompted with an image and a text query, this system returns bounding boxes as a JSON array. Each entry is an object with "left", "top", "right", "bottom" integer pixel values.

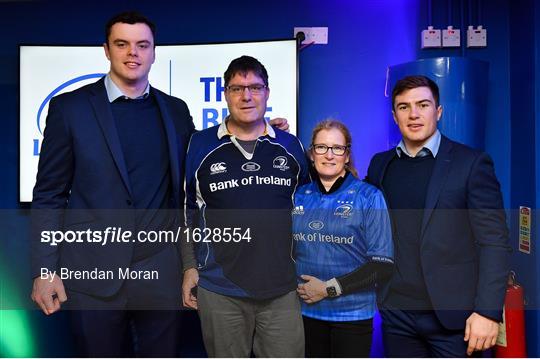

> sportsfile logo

[
  {"left": 210, "top": 162, "right": 227, "bottom": 175},
  {"left": 273, "top": 156, "right": 289, "bottom": 171},
  {"left": 292, "top": 205, "right": 304, "bottom": 215}
]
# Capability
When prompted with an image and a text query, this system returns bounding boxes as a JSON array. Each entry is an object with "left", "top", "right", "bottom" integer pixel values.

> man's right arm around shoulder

[{"left": 31, "top": 97, "right": 73, "bottom": 315}]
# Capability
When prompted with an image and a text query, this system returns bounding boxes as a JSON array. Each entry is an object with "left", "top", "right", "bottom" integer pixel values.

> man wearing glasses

[{"left": 181, "top": 55, "right": 309, "bottom": 357}]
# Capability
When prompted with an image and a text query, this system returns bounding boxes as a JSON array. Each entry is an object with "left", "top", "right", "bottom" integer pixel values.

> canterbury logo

[{"left": 210, "top": 162, "right": 227, "bottom": 174}]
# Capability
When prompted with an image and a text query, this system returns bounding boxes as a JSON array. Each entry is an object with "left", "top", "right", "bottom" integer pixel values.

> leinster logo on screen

[
  {"left": 334, "top": 204, "right": 353, "bottom": 218},
  {"left": 33, "top": 73, "right": 105, "bottom": 156}
]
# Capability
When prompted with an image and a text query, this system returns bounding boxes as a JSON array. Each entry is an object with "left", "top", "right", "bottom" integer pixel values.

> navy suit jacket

[
  {"left": 31, "top": 78, "right": 194, "bottom": 297},
  {"left": 366, "top": 135, "right": 510, "bottom": 330}
]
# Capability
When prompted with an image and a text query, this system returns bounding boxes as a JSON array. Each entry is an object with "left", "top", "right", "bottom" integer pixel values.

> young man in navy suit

[
  {"left": 366, "top": 75, "right": 511, "bottom": 357},
  {"left": 30, "top": 11, "right": 194, "bottom": 357}
]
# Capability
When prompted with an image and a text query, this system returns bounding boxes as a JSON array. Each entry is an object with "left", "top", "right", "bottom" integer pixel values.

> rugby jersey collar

[
  {"left": 217, "top": 116, "right": 276, "bottom": 139},
  {"left": 315, "top": 171, "right": 351, "bottom": 194}
]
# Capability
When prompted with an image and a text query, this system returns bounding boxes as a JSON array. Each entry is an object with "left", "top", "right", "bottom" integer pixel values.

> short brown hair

[
  {"left": 310, "top": 119, "right": 358, "bottom": 178},
  {"left": 224, "top": 56, "right": 269, "bottom": 87},
  {"left": 391, "top": 75, "right": 440, "bottom": 109},
  {"left": 105, "top": 11, "right": 156, "bottom": 46}
]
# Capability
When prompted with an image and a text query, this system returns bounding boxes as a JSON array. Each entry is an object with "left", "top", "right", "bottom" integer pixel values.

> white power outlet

[
  {"left": 467, "top": 25, "right": 487, "bottom": 47},
  {"left": 421, "top": 26, "right": 441, "bottom": 48},
  {"left": 442, "top": 26, "right": 460, "bottom": 47},
  {"left": 294, "top": 27, "right": 328, "bottom": 45}
]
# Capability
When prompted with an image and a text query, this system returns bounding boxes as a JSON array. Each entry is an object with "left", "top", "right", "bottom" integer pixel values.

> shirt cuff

[{"left": 326, "top": 277, "right": 343, "bottom": 296}]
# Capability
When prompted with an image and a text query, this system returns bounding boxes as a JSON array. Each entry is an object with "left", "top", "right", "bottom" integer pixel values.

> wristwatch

[
  {"left": 326, "top": 285, "right": 338, "bottom": 298},
  {"left": 325, "top": 278, "right": 342, "bottom": 297}
]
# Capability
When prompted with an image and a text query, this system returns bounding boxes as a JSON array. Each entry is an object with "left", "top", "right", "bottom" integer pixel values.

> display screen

[{"left": 19, "top": 40, "right": 298, "bottom": 202}]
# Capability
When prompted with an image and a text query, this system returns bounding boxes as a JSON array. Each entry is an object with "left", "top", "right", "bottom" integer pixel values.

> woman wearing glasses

[{"left": 293, "top": 119, "right": 394, "bottom": 357}]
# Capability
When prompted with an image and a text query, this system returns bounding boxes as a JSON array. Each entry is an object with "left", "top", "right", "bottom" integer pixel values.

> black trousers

[
  {"left": 303, "top": 315, "right": 373, "bottom": 358},
  {"left": 65, "top": 245, "right": 182, "bottom": 357},
  {"left": 69, "top": 309, "right": 181, "bottom": 357}
]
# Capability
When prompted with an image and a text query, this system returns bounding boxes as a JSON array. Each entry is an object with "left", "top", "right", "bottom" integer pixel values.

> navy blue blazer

[
  {"left": 31, "top": 78, "right": 194, "bottom": 297},
  {"left": 366, "top": 135, "right": 510, "bottom": 330}
]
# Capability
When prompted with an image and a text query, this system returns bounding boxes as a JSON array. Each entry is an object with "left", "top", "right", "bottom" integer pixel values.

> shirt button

[{"left": 126, "top": 199, "right": 133, "bottom": 206}]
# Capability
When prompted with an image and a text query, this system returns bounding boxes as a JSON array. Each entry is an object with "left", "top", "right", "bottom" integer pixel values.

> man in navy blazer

[
  {"left": 30, "top": 12, "right": 194, "bottom": 356},
  {"left": 366, "top": 75, "right": 510, "bottom": 357}
]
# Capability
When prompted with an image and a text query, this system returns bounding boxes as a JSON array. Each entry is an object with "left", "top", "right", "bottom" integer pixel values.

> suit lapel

[
  {"left": 420, "top": 136, "right": 453, "bottom": 236},
  {"left": 89, "top": 80, "right": 133, "bottom": 197},
  {"left": 153, "top": 89, "right": 180, "bottom": 200}
]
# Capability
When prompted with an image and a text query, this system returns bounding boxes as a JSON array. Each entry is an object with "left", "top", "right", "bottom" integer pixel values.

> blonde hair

[{"left": 310, "top": 118, "right": 358, "bottom": 178}]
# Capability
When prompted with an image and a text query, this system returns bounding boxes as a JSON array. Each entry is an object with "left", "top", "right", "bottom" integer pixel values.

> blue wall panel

[{"left": 509, "top": 0, "right": 538, "bottom": 356}]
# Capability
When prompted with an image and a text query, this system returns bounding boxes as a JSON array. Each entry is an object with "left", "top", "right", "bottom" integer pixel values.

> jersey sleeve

[
  {"left": 181, "top": 133, "right": 200, "bottom": 270},
  {"left": 363, "top": 186, "right": 394, "bottom": 264},
  {"left": 293, "top": 136, "right": 311, "bottom": 186},
  {"left": 184, "top": 134, "right": 200, "bottom": 223}
]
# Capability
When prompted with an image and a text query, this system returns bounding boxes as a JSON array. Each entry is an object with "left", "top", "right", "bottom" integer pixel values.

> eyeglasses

[
  {"left": 225, "top": 84, "right": 267, "bottom": 95},
  {"left": 311, "top": 144, "right": 349, "bottom": 156}
]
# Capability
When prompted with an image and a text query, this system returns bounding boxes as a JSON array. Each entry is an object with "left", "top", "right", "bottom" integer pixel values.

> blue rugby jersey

[
  {"left": 185, "top": 120, "right": 310, "bottom": 299},
  {"left": 293, "top": 174, "right": 393, "bottom": 321}
]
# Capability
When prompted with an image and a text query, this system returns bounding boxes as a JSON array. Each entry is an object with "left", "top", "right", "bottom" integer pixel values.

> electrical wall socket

[
  {"left": 442, "top": 26, "right": 460, "bottom": 47},
  {"left": 294, "top": 27, "right": 328, "bottom": 45},
  {"left": 421, "top": 26, "right": 441, "bottom": 48},
  {"left": 467, "top": 25, "right": 487, "bottom": 47}
]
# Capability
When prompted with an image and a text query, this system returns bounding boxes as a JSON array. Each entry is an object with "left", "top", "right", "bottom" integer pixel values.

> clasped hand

[{"left": 297, "top": 275, "right": 327, "bottom": 304}]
